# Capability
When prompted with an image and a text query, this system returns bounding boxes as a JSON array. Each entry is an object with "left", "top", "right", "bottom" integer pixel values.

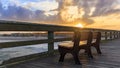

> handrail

[
  {"left": 0, "top": 20, "right": 119, "bottom": 31},
  {"left": 0, "top": 37, "right": 72, "bottom": 48},
  {"left": 0, "top": 20, "right": 120, "bottom": 53}
]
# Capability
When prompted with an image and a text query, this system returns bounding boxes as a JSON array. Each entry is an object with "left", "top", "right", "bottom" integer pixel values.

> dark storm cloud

[
  {"left": 71, "top": 0, "right": 119, "bottom": 17},
  {"left": 0, "top": 0, "right": 120, "bottom": 24},
  {"left": 0, "top": 1, "right": 60, "bottom": 24},
  {"left": 2, "top": 6, "right": 33, "bottom": 20},
  {"left": 91, "top": 0, "right": 118, "bottom": 16}
]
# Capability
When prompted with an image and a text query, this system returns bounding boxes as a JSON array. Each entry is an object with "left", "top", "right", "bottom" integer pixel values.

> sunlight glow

[
  {"left": 75, "top": 23, "right": 84, "bottom": 28},
  {"left": 60, "top": 5, "right": 85, "bottom": 23}
]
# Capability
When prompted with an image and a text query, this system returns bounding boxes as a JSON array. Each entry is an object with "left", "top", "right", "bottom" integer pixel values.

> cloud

[
  {"left": 92, "top": 0, "right": 119, "bottom": 16},
  {"left": 0, "top": 0, "right": 120, "bottom": 26},
  {"left": 0, "top": 0, "right": 60, "bottom": 24},
  {"left": 86, "top": 13, "right": 120, "bottom": 30},
  {"left": 1, "top": 0, "right": 59, "bottom": 11},
  {"left": 22, "top": 1, "right": 58, "bottom": 11},
  {"left": 57, "top": 0, "right": 95, "bottom": 25}
]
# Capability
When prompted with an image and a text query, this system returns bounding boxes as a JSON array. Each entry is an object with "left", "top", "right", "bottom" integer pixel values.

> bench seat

[
  {"left": 59, "top": 40, "right": 96, "bottom": 48},
  {"left": 58, "top": 41, "right": 87, "bottom": 48}
]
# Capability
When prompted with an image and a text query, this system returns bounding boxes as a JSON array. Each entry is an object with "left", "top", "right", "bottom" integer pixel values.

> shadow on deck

[{"left": 7, "top": 39, "right": 120, "bottom": 68}]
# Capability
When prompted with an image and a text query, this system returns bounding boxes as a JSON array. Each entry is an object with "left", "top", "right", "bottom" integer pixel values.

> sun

[{"left": 75, "top": 23, "right": 84, "bottom": 28}]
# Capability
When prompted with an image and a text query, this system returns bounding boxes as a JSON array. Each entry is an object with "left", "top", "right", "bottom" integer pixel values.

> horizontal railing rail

[
  {"left": 0, "top": 20, "right": 120, "bottom": 53},
  {"left": 0, "top": 20, "right": 119, "bottom": 32},
  {"left": 0, "top": 37, "right": 72, "bottom": 48}
]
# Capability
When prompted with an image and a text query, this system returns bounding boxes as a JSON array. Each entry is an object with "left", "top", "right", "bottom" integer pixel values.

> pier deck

[{"left": 8, "top": 39, "right": 120, "bottom": 68}]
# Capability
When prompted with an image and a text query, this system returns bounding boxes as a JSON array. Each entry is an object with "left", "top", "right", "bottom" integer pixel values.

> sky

[{"left": 0, "top": 0, "right": 120, "bottom": 30}]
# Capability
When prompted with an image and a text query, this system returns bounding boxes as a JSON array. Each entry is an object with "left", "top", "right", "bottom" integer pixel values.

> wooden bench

[
  {"left": 91, "top": 32, "right": 102, "bottom": 54},
  {"left": 58, "top": 31, "right": 93, "bottom": 65}
]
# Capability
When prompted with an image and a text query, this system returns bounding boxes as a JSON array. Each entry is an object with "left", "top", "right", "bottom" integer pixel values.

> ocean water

[{"left": 0, "top": 36, "right": 61, "bottom": 64}]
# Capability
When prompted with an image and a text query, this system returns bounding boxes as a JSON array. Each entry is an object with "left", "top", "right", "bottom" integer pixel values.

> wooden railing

[
  {"left": 0, "top": 20, "right": 120, "bottom": 67},
  {"left": 0, "top": 20, "right": 120, "bottom": 53}
]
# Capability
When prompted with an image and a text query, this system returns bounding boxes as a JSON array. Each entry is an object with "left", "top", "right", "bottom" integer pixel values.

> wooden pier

[
  {"left": 8, "top": 39, "right": 120, "bottom": 68},
  {"left": 0, "top": 20, "right": 120, "bottom": 68}
]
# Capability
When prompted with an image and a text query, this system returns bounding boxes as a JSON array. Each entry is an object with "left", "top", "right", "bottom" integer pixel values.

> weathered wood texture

[{"left": 6, "top": 39, "right": 120, "bottom": 68}]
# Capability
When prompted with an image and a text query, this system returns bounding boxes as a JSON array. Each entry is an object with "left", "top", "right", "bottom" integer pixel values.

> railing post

[
  {"left": 117, "top": 32, "right": 119, "bottom": 39},
  {"left": 110, "top": 32, "right": 112, "bottom": 40},
  {"left": 48, "top": 31, "right": 54, "bottom": 54},
  {"left": 115, "top": 32, "right": 117, "bottom": 39},
  {"left": 118, "top": 31, "right": 120, "bottom": 38},
  {"left": 105, "top": 32, "right": 108, "bottom": 40},
  {"left": 113, "top": 31, "right": 115, "bottom": 39},
  {"left": 114, "top": 31, "right": 116, "bottom": 39},
  {"left": 119, "top": 32, "right": 120, "bottom": 38},
  {"left": 118, "top": 32, "right": 119, "bottom": 38}
]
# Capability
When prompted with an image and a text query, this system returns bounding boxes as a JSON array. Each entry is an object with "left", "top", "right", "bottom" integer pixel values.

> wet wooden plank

[{"left": 5, "top": 39, "right": 120, "bottom": 68}]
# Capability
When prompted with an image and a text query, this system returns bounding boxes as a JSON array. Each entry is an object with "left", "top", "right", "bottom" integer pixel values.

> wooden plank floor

[{"left": 7, "top": 39, "right": 120, "bottom": 68}]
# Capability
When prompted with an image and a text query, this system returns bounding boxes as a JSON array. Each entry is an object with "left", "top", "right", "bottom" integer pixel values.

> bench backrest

[
  {"left": 80, "top": 32, "right": 93, "bottom": 45},
  {"left": 80, "top": 32, "right": 92, "bottom": 41},
  {"left": 92, "top": 32, "right": 101, "bottom": 44},
  {"left": 73, "top": 31, "right": 81, "bottom": 48},
  {"left": 73, "top": 31, "right": 93, "bottom": 50}
]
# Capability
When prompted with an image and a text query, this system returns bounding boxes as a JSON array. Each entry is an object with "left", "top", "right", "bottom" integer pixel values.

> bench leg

[
  {"left": 86, "top": 47, "right": 93, "bottom": 59},
  {"left": 72, "top": 53, "right": 81, "bottom": 65},
  {"left": 59, "top": 53, "right": 66, "bottom": 62},
  {"left": 95, "top": 45, "right": 102, "bottom": 54},
  {"left": 84, "top": 50, "right": 87, "bottom": 54}
]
